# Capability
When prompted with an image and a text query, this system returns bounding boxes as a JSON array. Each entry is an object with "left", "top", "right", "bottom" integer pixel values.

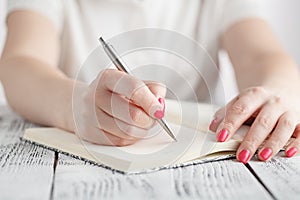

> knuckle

[
  {"left": 272, "top": 96, "right": 282, "bottom": 104},
  {"left": 249, "top": 86, "right": 266, "bottom": 95},
  {"left": 130, "top": 109, "right": 143, "bottom": 123},
  {"left": 281, "top": 113, "right": 295, "bottom": 130},
  {"left": 256, "top": 115, "right": 273, "bottom": 130},
  {"left": 282, "top": 118, "right": 294, "bottom": 130},
  {"left": 223, "top": 120, "right": 235, "bottom": 131},
  {"left": 231, "top": 103, "right": 249, "bottom": 115},
  {"left": 250, "top": 135, "right": 262, "bottom": 145},
  {"left": 129, "top": 108, "right": 153, "bottom": 128}
]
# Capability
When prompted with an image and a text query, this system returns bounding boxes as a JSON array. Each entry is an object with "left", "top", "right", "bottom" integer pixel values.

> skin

[
  {"left": 213, "top": 18, "right": 300, "bottom": 162},
  {"left": 0, "top": 11, "right": 300, "bottom": 161},
  {"left": 0, "top": 11, "right": 165, "bottom": 146}
]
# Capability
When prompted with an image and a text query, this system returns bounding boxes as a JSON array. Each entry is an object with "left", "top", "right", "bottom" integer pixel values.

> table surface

[{"left": 1, "top": 105, "right": 300, "bottom": 200}]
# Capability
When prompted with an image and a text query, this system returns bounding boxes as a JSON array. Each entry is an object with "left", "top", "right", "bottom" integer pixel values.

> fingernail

[
  {"left": 260, "top": 148, "right": 272, "bottom": 161},
  {"left": 217, "top": 129, "right": 229, "bottom": 142},
  {"left": 209, "top": 118, "right": 217, "bottom": 130},
  {"left": 238, "top": 149, "right": 251, "bottom": 164},
  {"left": 158, "top": 97, "right": 165, "bottom": 112},
  {"left": 286, "top": 147, "right": 297, "bottom": 158},
  {"left": 153, "top": 97, "right": 165, "bottom": 119},
  {"left": 154, "top": 110, "right": 164, "bottom": 119},
  {"left": 150, "top": 98, "right": 164, "bottom": 119}
]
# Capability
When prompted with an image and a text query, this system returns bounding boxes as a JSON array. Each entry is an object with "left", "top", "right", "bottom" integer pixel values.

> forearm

[
  {"left": 0, "top": 56, "right": 78, "bottom": 132},
  {"left": 234, "top": 52, "right": 300, "bottom": 110},
  {"left": 222, "top": 18, "right": 300, "bottom": 111},
  {"left": 235, "top": 51, "right": 299, "bottom": 88}
]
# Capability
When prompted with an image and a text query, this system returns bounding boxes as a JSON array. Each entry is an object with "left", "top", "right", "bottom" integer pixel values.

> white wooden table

[{"left": 1, "top": 105, "right": 300, "bottom": 200}]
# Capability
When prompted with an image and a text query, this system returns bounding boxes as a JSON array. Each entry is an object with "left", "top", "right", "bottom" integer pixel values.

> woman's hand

[
  {"left": 73, "top": 69, "right": 166, "bottom": 146},
  {"left": 209, "top": 86, "right": 300, "bottom": 163}
]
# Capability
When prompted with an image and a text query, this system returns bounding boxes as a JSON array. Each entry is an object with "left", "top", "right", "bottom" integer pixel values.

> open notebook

[{"left": 23, "top": 100, "right": 248, "bottom": 173}]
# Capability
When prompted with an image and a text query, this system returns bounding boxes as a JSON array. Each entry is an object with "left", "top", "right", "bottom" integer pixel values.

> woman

[{"left": 0, "top": 0, "right": 299, "bottom": 164}]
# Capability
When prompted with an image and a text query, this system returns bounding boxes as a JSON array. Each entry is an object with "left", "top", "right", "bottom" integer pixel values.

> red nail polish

[
  {"left": 286, "top": 147, "right": 297, "bottom": 158},
  {"left": 238, "top": 149, "right": 250, "bottom": 164},
  {"left": 260, "top": 148, "right": 272, "bottom": 161},
  {"left": 217, "top": 129, "right": 229, "bottom": 142},
  {"left": 158, "top": 97, "right": 165, "bottom": 112},
  {"left": 154, "top": 110, "right": 164, "bottom": 119}
]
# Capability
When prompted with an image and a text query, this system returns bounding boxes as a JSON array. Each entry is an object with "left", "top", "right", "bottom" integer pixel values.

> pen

[{"left": 99, "top": 37, "right": 177, "bottom": 142}]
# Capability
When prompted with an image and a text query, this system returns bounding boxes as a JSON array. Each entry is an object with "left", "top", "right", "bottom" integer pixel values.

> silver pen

[{"left": 99, "top": 37, "right": 177, "bottom": 142}]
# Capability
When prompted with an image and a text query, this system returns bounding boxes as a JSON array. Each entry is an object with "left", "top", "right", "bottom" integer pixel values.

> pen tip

[{"left": 99, "top": 37, "right": 105, "bottom": 45}]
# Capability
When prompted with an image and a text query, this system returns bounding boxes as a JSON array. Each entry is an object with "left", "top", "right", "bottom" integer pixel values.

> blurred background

[{"left": 0, "top": 0, "right": 300, "bottom": 105}]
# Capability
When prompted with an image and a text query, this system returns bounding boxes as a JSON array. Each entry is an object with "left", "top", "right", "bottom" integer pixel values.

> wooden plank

[
  {"left": 0, "top": 106, "right": 34, "bottom": 145},
  {"left": 0, "top": 142, "right": 55, "bottom": 200},
  {"left": 53, "top": 154, "right": 272, "bottom": 200},
  {"left": 248, "top": 153, "right": 300, "bottom": 200},
  {"left": 0, "top": 105, "right": 55, "bottom": 200}
]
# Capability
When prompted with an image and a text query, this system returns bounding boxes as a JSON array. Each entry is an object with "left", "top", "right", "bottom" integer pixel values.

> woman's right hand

[{"left": 73, "top": 69, "right": 166, "bottom": 146}]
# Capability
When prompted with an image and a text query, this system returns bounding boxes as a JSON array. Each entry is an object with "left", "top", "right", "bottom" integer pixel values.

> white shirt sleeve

[
  {"left": 220, "top": 0, "right": 267, "bottom": 33},
  {"left": 6, "top": 0, "right": 63, "bottom": 31}
]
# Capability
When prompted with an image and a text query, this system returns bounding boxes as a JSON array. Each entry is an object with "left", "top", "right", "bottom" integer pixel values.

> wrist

[{"left": 63, "top": 81, "right": 88, "bottom": 133}]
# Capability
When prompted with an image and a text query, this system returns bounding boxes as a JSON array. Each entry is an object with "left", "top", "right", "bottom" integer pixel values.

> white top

[{"left": 6, "top": 0, "right": 266, "bottom": 104}]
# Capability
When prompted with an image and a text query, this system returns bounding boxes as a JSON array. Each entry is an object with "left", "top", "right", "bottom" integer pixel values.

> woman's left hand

[{"left": 209, "top": 86, "right": 300, "bottom": 163}]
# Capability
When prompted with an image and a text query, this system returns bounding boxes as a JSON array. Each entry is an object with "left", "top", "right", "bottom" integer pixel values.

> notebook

[{"left": 23, "top": 100, "right": 248, "bottom": 173}]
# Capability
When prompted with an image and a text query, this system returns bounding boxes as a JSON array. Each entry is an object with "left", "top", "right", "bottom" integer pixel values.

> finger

[
  {"left": 210, "top": 98, "right": 261, "bottom": 132},
  {"left": 292, "top": 123, "right": 300, "bottom": 138},
  {"left": 236, "top": 99, "right": 285, "bottom": 163},
  {"left": 78, "top": 126, "right": 137, "bottom": 146},
  {"left": 258, "top": 111, "right": 296, "bottom": 161},
  {"left": 96, "top": 107, "right": 150, "bottom": 139},
  {"left": 285, "top": 124, "right": 300, "bottom": 157},
  {"left": 96, "top": 89, "right": 155, "bottom": 129},
  {"left": 145, "top": 81, "right": 166, "bottom": 114},
  {"left": 98, "top": 69, "right": 164, "bottom": 119},
  {"left": 216, "top": 87, "right": 269, "bottom": 142},
  {"left": 209, "top": 107, "right": 226, "bottom": 132},
  {"left": 144, "top": 81, "right": 167, "bottom": 98},
  {"left": 209, "top": 96, "right": 238, "bottom": 132}
]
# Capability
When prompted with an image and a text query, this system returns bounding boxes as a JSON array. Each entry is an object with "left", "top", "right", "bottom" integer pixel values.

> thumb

[{"left": 145, "top": 81, "right": 166, "bottom": 115}]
